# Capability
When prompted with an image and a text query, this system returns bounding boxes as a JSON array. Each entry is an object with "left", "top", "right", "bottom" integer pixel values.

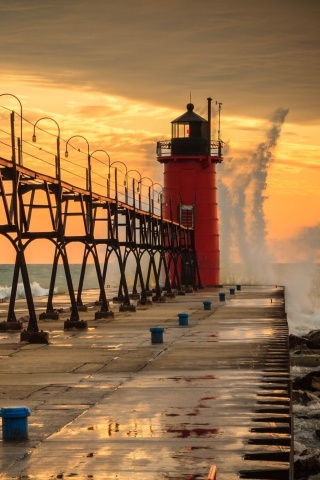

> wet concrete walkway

[{"left": 0, "top": 286, "right": 292, "bottom": 479}]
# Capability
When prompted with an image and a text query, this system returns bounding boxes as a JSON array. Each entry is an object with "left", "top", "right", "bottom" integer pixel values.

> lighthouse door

[{"left": 179, "top": 204, "right": 194, "bottom": 228}]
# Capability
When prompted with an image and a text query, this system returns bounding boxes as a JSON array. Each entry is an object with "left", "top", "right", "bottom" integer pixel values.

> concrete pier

[{"left": 0, "top": 286, "right": 292, "bottom": 479}]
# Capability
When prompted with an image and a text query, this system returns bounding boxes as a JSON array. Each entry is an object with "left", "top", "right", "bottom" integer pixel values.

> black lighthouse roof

[{"left": 171, "top": 103, "right": 208, "bottom": 124}]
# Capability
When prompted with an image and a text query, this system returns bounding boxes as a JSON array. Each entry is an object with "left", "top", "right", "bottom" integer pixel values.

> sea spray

[
  {"left": 272, "top": 223, "right": 320, "bottom": 336},
  {"left": 218, "top": 108, "right": 320, "bottom": 334},
  {"left": 280, "top": 263, "right": 320, "bottom": 336},
  {"left": 219, "top": 108, "right": 288, "bottom": 284}
]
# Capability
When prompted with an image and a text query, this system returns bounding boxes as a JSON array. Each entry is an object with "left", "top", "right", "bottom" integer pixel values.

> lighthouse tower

[{"left": 157, "top": 98, "right": 223, "bottom": 286}]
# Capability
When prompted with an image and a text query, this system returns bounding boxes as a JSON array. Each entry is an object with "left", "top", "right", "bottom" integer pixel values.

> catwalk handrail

[
  {"left": 0, "top": 102, "right": 176, "bottom": 223},
  {"left": 0, "top": 155, "right": 186, "bottom": 229}
]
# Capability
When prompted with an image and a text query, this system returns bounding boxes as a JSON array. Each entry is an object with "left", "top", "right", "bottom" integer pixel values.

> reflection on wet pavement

[{"left": 0, "top": 286, "right": 291, "bottom": 479}]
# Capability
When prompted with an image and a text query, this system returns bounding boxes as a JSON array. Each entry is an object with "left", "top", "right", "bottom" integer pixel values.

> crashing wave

[{"left": 0, "top": 282, "right": 55, "bottom": 300}]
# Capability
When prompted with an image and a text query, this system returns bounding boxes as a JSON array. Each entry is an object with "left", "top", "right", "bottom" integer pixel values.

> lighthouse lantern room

[{"left": 157, "top": 98, "right": 223, "bottom": 286}]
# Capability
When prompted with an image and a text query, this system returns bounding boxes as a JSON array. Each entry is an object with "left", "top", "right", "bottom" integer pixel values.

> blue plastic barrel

[
  {"left": 0, "top": 407, "right": 30, "bottom": 440},
  {"left": 219, "top": 292, "right": 226, "bottom": 302},
  {"left": 203, "top": 301, "right": 212, "bottom": 310},
  {"left": 150, "top": 327, "right": 164, "bottom": 344},
  {"left": 178, "top": 313, "right": 189, "bottom": 326},
  {"left": 229, "top": 288, "right": 235, "bottom": 295}
]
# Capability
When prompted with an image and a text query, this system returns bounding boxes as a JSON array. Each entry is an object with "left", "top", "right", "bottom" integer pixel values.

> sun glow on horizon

[{"left": 1, "top": 79, "right": 320, "bottom": 264}]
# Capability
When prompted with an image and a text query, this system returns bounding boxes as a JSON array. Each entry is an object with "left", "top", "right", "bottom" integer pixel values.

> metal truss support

[
  {"left": 0, "top": 109, "right": 201, "bottom": 334},
  {"left": 76, "top": 242, "right": 111, "bottom": 315}
]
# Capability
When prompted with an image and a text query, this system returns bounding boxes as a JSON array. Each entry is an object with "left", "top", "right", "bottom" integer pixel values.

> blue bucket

[
  {"left": 236, "top": 285, "right": 241, "bottom": 291},
  {"left": 178, "top": 313, "right": 189, "bottom": 326},
  {"left": 219, "top": 292, "right": 226, "bottom": 302},
  {"left": 0, "top": 407, "right": 30, "bottom": 440},
  {"left": 203, "top": 301, "right": 212, "bottom": 311},
  {"left": 150, "top": 327, "right": 164, "bottom": 344},
  {"left": 229, "top": 288, "right": 235, "bottom": 295}
]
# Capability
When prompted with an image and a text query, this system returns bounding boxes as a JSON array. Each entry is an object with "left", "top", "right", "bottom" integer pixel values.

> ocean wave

[{"left": 0, "top": 282, "right": 55, "bottom": 300}]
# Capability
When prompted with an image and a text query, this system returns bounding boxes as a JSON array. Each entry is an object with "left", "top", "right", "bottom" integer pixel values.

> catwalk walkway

[{"left": 0, "top": 285, "right": 292, "bottom": 479}]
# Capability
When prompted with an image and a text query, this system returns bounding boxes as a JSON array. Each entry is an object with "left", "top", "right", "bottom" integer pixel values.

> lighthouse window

[
  {"left": 173, "top": 123, "right": 189, "bottom": 138},
  {"left": 179, "top": 204, "right": 194, "bottom": 228}
]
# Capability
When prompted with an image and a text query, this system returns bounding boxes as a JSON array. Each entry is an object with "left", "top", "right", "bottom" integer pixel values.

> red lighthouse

[{"left": 157, "top": 98, "right": 223, "bottom": 286}]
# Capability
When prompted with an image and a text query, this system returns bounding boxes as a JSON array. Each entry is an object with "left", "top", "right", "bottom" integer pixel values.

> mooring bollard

[
  {"left": 150, "top": 327, "right": 164, "bottom": 344},
  {"left": 203, "top": 301, "right": 212, "bottom": 310},
  {"left": 0, "top": 407, "right": 30, "bottom": 440},
  {"left": 219, "top": 292, "right": 226, "bottom": 302},
  {"left": 178, "top": 313, "right": 189, "bottom": 326},
  {"left": 229, "top": 288, "right": 235, "bottom": 295}
]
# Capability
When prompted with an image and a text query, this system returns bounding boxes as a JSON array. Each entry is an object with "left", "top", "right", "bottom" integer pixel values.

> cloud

[{"left": 0, "top": 0, "right": 320, "bottom": 123}]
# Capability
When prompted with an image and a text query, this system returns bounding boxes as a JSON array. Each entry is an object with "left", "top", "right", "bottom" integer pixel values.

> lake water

[{"left": 1, "top": 262, "right": 319, "bottom": 335}]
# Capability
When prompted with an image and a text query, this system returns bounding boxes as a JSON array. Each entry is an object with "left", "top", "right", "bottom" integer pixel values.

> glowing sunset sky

[{"left": 0, "top": 0, "right": 319, "bottom": 263}]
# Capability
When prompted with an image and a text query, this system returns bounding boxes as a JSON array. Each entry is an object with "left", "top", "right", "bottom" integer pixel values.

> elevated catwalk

[
  {"left": 0, "top": 99, "right": 201, "bottom": 338},
  {"left": 0, "top": 153, "right": 199, "bottom": 336},
  {"left": 0, "top": 285, "right": 292, "bottom": 479}
]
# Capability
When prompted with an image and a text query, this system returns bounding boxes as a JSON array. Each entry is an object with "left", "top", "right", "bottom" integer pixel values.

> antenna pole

[
  {"left": 216, "top": 101, "right": 222, "bottom": 156},
  {"left": 207, "top": 97, "right": 212, "bottom": 157},
  {"left": 216, "top": 101, "right": 222, "bottom": 141}
]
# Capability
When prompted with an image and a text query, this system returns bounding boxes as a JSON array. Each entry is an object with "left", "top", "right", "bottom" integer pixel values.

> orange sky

[{"left": 0, "top": 1, "right": 319, "bottom": 264}]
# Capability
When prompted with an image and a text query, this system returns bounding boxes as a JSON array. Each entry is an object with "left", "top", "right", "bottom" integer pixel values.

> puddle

[{"left": 166, "top": 427, "right": 219, "bottom": 438}]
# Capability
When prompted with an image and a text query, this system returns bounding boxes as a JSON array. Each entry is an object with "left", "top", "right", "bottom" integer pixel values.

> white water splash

[
  {"left": 0, "top": 281, "right": 52, "bottom": 300},
  {"left": 219, "top": 108, "right": 288, "bottom": 284},
  {"left": 218, "top": 109, "right": 320, "bottom": 337}
]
